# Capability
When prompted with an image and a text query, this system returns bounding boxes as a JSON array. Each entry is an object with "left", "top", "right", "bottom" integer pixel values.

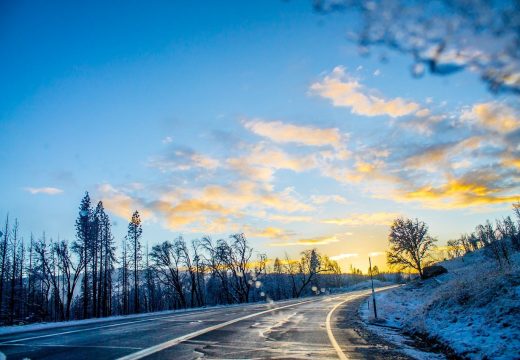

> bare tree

[
  {"left": 55, "top": 240, "right": 84, "bottom": 320},
  {"left": 8, "top": 220, "right": 20, "bottom": 324},
  {"left": 150, "top": 239, "right": 187, "bottom": 308},
  {"left": 200, "top": 236, "right": 233, "bottom": 304},
  {"left": 0, "top": 215, "right": 10, "bottom": 316},
  {"left": 387, "top": 218, "right": 436, "bottom": 278},
  {"left": 284, "top": 249, "right": 331, "bottom": 298},
  {"left": 446, "top": 239, "right": 464, "bottom": 259},
  {"left": 175, "top": 237, "right": 201, "bottom": 307}
]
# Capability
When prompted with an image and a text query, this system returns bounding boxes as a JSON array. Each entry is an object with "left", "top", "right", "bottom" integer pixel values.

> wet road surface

[{"left": 0, "top": 286, "right": 412, "bottom": 359}]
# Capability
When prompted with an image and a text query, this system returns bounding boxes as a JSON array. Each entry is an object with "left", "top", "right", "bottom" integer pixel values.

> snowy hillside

[{"left": 361, "top": 250, "right": 520, "bottom": 359}]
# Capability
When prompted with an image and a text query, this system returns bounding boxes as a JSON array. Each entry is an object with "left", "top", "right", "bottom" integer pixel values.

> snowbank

[{"left": 361, "top": 251, "right": 520, "bottom": 359}]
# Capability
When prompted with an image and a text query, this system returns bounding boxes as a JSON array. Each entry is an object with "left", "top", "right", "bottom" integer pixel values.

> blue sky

[{"left": 1, "top": 0, "right": 518, "bottom": 271}]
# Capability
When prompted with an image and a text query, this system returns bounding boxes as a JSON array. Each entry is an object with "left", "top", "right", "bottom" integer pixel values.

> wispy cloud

[
  {"left": 269, "top": 235, "right": 339, "bottom": 247},
  {"left": 227, "top": 143, "right": 318, "bottom": 182},
  {"left": 462, "top": 102, "right": 520, "bottom": 134},
  {"left": 162, "top": 136, "right": 173, "bottom": 144},
  {"left": 148, "top": 149, "right": 220, "bottom": 172},
  {"left": 243, "top": 119, "right": 344, "bottom": 149},
  {"left": 98, "top": 180, "right": 313, "bottom": 232},
  {"left": 330, "top": 253, "right": 359, "bottom": 261},
  {"left": 25, "top": 187, "right": 63, "bottom": 195},
  {"left": 310, "top": 66, "right": 420, "bottom": 118},
  {"left": 310, "top": 194, "right": 349, "bottom": 205},
  {"left": 245, "top": 226, "right": 295, "bottom": 239},
  {"left": 266, "top": 214, "right": 313, "bottom": 223},
  {"left": 322, "top": 212, "right": 399, "bottom": 226},
  {"left": 368, "top": 251, "right": 385, "bottom": 257},
  {"left": 97, "top": 184, "right": 154, "bottom": 221}
]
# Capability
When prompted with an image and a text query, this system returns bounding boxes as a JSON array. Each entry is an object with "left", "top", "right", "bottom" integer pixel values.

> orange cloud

[
  {"left": 243, "top": 119, "right": 343, "bottom": 148},
  {"left": 310, "top": 66, "right": 421, "bottom": 118},
  {"left": 245, "top": 226, "right": 294, "bottom": 239},
  {"left": 98, "top": 184, "right": 154, "bottom": 221},
  {"left": 462, "top": 102, "right": 520, "bottom": 133},
  {"left": 401, "top": 178, "right": 519, "bottom": 208}
]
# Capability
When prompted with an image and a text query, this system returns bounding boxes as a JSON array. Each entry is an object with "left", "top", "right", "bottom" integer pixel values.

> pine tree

[
  {"left": 127, "top": 211, "right": 142, "bottom": 313},
  {"left": 120, "top": 239, "right": 129, "bottom": 315},
  {"left": 101, "top": 208, "right": 115, "bottom": 317},
  {"left": 75, "top": 192, "right": 92, "bottom": 319}
]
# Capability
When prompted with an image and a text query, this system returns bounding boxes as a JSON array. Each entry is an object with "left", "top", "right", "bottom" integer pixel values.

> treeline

[
  {"left": 383, "top": 203, "right": 520, "bottom": 279},
  {"left": 0, "top": 192, "right": 354, "bottom": 325},
  {"left": 445, "top": 203, "right": 520, "bottom": 268}
]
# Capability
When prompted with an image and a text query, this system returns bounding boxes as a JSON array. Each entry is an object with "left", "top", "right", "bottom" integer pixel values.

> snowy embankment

[{"left": 361, "top": 251, "right": 520, "bottom": 359}]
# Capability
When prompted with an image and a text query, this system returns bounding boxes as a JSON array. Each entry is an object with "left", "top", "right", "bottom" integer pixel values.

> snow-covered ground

[{"left": 360, "top": 250, "right": 520, "bottom": 359}]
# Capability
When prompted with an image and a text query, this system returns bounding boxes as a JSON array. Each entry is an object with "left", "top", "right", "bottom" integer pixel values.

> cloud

[
  {"left": 310, "top": 66, "right": 421, "bottom": 118},
  {"left": 310, "top": 194, "right": 349, "bottom": 205},
  {"left": 97, "top": 184, "right": 154, "bottom": 221},
  {"left": 227, "top": 143, "right": 319, "bottom": 183},
  {"left": 25, "top": 187, "right": 63, "bottom": 195},
  {"left": 267, "top": 214, "right": 313, "bottom": 223},
  {"left": 330, "top": 253, "right": 359, "bottom": 261},
  {"left": 227, "top": 157, "right": 275, "bottom": 182},
  {"left": 398, "top": 175, "right": 520, "bottom": 208},
  {"left": 148, "top": 149, "right": 220, "bottom": 172},
  {"left": 368, "top": 252, "right": 385, "bottom": 257},
  {"left": 462, "top": 102, "right": 520, "bottom": 134},
  {"left": 98, "top": 180, "right": 313, "bottom": 233},
  {"left": 415, "top": 109, "right": 431, "bottom": 117},
  {"left": 243, "top": 119, "right": 343, "bottom": 148},
  {"left": 245, "top": 226, "right": 295, "bottom": 239},
  {"left": 269, "top": 235, "right": 340, "bottom": 247},
  {"left": 162, "top": 136, "right": 173, "bottom": 144},
  {"left": 200, "top": 181, "right": 313, "bottom": 214},
  {"left": 404, "top": 137, "right": 482, "bottom": 172},
  {"left": 322, "top": 212, "right": 399, "bottom": 226}
]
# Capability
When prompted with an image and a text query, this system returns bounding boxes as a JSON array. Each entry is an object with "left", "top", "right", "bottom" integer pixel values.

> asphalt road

[{"left": 0, "top": 286, "right": 412, "bottom": 360}]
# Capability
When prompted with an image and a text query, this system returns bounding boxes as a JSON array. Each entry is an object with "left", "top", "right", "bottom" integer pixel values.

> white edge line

[
  {"left": 0, "top": 307, "right": 240, "bottom": 345},
  {"left": 326, "top": 294, "right": 362, "bottom": 360},
  {"left": 116, "top": 297, "right": 321, "bottom": 360},
  {"left": 326, "top": 285, "right": 402, "bottom": 360}
]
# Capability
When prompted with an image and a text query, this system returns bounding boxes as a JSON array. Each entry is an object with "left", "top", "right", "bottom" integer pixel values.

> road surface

[{"left": 0, "top": 287, "right": 412, "bottom": 359}]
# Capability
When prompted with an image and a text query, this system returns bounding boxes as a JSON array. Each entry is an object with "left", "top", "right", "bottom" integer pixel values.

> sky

[{"left": 1, "top": 0, "right": 519, "bottom": 272}]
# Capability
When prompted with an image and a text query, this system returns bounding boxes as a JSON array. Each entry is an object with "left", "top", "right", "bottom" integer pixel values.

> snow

[{"left": 360, "top": 250, "right": 520, "bottom": 360}]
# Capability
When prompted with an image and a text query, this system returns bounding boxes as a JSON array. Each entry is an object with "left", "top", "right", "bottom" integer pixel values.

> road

[{"left": 0, "top": 287, "right": 412, "bottom": 360}]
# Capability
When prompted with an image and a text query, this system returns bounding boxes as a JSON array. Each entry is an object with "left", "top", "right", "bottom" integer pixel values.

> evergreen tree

[
  {"left": 127, "top": 211, "right": 142, "bottom": 314},
  {"left": 75, "top": 192, "right": 92, "bottom": 319},
  {"left": 100, "top": 208, "right": 116, "bottom": 317}
]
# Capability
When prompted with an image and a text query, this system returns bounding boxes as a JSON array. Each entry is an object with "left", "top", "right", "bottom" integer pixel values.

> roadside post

[{"left": 369, "top": 257, "right": 378, "bottom": 319}]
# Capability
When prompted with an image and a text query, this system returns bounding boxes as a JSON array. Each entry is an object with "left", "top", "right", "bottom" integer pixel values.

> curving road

[{"left": 0, "top": 286, "right": 411, "bottom": 360}]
